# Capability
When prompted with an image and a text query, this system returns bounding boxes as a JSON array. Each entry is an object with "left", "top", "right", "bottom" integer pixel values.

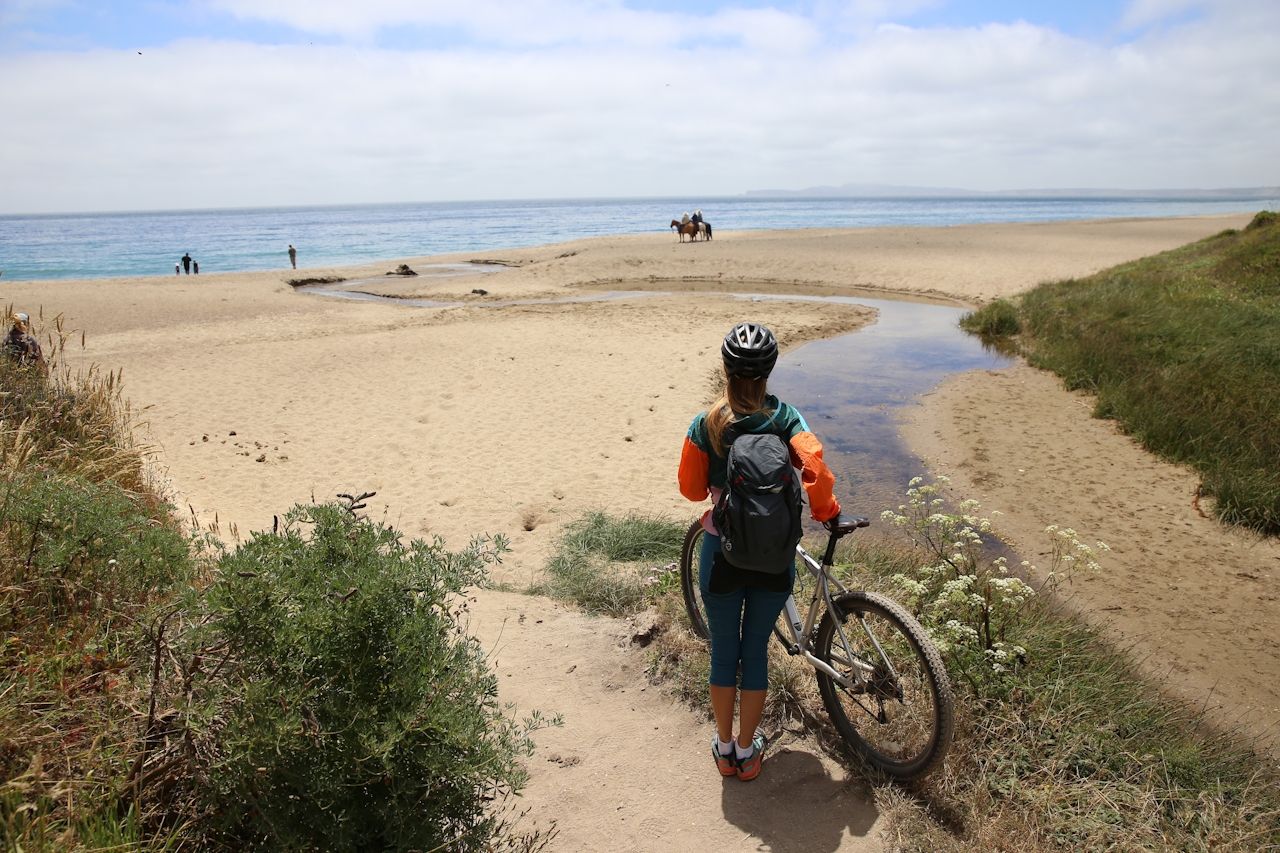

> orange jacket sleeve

[
  {"left": 678, "top": 436, "right": 710, "bottom": 502},
  {"left": 789, "top": 432, "right": 840, "bottom": 523}
]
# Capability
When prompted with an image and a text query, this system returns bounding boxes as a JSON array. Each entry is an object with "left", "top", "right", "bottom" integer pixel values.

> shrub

[
  {"left": 959, "top": 298, "right": 1021, "bottom": 338},
  {"left": 1245, "top": 209, "right": 1278, "bottom": 231},
  {"left": 173, "top": 502, "right": 551, "bottom": 853}
]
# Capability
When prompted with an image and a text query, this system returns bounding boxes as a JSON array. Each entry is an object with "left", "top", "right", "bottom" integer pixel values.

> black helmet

[{"left": 722, "top": 322, "right": 778, "bottom": 379}]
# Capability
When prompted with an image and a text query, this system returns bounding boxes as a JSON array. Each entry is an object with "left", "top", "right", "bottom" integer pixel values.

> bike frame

[{"left": 776, "top": 543, "right": 896, "bottom": 692}]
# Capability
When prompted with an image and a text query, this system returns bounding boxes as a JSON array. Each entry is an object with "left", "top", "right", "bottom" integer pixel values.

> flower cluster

[
  {"left": 882, "top": 477, "right": 1107, "bottom": 685},
  {"left": 643, "top": 561, "right": 680, "bottom": 600}
]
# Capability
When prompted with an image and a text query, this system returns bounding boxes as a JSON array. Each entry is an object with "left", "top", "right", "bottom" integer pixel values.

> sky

[{"left": 1, "top": 0, "right": 1277, "bottom": 213}]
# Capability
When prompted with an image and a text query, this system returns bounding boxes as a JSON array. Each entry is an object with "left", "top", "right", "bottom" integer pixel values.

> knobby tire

[
  {"left": 680, "top": 519, "right": 711, "bottom": 642},
  {"left": 814, "top": 591, "right": 954, "bottom": 780}
]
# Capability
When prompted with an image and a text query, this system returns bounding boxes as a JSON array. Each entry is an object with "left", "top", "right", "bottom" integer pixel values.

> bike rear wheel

[
  {"left": 814, "top": 591, "right": 953, "bottom": 780},
  {"left": 679, "top": 518, "right": 711, "bottom": 642}
]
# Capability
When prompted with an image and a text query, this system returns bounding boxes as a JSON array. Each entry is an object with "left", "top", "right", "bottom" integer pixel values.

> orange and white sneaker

[
  {"left": 712, "top": 738, "right": 738, "bottom": 777},
  {"left": 736, "top": 734, "right": 765, "bottom": 781}
]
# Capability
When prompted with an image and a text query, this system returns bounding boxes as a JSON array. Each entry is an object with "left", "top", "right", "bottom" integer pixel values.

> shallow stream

[
  {"left": 299, "top": 268, "right": 1012, "bottom": 520},
  {"left": 764, "top": 294, "right": 1012, "bottom": 518}
]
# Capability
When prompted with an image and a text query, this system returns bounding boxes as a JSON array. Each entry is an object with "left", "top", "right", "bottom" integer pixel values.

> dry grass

[{"left": 1, "top": 312, "right": 200, "bottom": 851}]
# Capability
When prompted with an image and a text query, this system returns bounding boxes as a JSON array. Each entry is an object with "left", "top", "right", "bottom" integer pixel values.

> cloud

[
  {"left": 0, "top": 1, "right": 1276, "bottom": 213},
  {"left": 209, "top": 0, "right": 746, "bottom": 47}
]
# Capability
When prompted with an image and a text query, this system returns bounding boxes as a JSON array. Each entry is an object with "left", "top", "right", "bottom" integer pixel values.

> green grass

[
  {"left": 960, "top": 210, "right": 1280, "bottom": 533},
  {"left": 529, "top": 511, "right": 685, "bottom": 616},
  {"left": 544, "top": 511, "right": 1280, "bottom": 851}
]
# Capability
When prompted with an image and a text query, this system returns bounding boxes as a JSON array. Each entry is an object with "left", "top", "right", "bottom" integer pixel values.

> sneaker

[
  {"left": 712, "top": 738, "right": 738, "bottom": 777},
  {"left": 736, "top": 734, "right": 765, "bottom": 781}
]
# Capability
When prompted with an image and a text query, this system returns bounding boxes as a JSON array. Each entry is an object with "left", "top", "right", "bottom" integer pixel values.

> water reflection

[{"left": 766, "top": 295, "right": 1013, "bottom": 519}]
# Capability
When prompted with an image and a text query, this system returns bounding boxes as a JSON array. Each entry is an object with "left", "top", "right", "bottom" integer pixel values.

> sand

[{"left": 4, "top": 211, "right": 1261, "bottom": 849}]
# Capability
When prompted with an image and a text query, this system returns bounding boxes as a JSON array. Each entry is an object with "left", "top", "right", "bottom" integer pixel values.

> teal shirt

[{"left": 686, "top": 395, "right": 811, "bottom": 490}]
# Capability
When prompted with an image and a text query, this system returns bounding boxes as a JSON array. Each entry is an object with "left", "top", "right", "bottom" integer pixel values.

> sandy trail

[
  {"left": 3, "top": 212, "right": 1262, "bottom": 846},
  {"left": 468, "top": 591, "right": 881, "bottom": 853}
]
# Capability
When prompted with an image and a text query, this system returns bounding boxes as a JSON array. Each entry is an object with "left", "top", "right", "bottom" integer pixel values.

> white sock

[
  {"left": 717, "top": 737, "right": 735, "bottom": 756},
  {"left": 735, "top": 738, "right": 755, "bottom": 760}
]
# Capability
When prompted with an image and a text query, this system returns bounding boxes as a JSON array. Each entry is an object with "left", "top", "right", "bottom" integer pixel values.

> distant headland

[{"left": 744, "top": 183, "right": 1280, "bottom": 200}]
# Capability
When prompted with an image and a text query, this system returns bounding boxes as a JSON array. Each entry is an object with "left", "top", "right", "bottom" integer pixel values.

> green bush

[
  {"left": 1246, "top": 209, "right": 1278, "bottom": 231},
  {"left": 0, "top": 472, "right": 191, "bottom": 630},
  {"left": 182, "top": 502, "right": 548, "bottom": 853}
]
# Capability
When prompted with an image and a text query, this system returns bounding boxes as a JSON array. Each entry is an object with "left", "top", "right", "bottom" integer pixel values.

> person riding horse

[{"left": 671, "top": 212, "right": 713, "bottom": 242}]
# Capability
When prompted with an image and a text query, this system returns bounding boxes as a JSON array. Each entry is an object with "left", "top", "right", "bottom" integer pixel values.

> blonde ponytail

[{"left": 705, "top": 375, "right": 771, "bottom": 457}]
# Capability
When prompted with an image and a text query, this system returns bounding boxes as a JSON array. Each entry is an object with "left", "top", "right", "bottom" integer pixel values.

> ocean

[{"left": 0, "top": 196, "right": 1273, "bottom": 282}]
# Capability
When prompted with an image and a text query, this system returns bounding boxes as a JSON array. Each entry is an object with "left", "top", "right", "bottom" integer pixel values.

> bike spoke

[{"left": 816, "top": 593, "right": 951, "bottom": 778}]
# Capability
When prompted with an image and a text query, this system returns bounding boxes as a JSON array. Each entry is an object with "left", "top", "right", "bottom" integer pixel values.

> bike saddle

[{"left": 827, "top": 516, "right": 869, "bottom": 535}]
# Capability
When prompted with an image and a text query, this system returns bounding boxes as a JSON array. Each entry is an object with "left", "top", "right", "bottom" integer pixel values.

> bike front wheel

[
  {"left": 679, "top": 518, "right": 711, "bottom": 642},
  {"left": 814, "top": 591, "right": 954, "bottom": 780}
]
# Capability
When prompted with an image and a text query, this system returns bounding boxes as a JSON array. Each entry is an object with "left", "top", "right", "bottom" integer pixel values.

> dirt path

[
  {"left": 467, "top": 590, "right": 884, "bottom": 852},
  {"left": 903, "top": 363, "right": 1280, "bottom": 749}
]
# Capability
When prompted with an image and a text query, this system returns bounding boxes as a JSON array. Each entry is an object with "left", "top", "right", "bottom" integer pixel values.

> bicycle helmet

[{"left": 721, "top": 322, "right": 778, "bottom": 379}]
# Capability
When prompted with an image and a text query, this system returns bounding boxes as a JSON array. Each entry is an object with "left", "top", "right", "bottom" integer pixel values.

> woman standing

[{"left": 678, "top": 322, "right": 842, "bottom": 780}]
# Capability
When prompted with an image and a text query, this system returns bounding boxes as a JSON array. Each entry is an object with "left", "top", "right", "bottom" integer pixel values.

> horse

[
  {"left": 670, "top": 219, "right": 700, "bottom": 242},
  {"left": 670, "top": 219, "right": 712, "bottom": 242}
]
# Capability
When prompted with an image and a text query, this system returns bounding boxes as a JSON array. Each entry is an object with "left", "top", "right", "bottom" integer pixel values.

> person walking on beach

[
  {"left": 5, "top": 313, "right": 44, "bottom": 367},
  {"left": 181, "top": 253, "right": 192, "bottom": 274},
  {"left": 175, "top": 263, "right": 180, "bottom": 275},
  {"left": 678, "top": 322, "right": 842, "bottom": 781},
  {"left": 288, "top": 244, "right": 297, "bottom": 269},
  {"left": 193, "top": 260, "right": 199, "bottom": 274}
]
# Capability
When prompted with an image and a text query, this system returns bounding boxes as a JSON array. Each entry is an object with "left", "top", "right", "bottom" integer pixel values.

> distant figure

[
  {"left": 175, "top": 263, "right": 180, "bottom": 275},
  {"left": 193, "top": 260, "right": 199, "bottom": 274},
  {"left": 681, "top": 211, "right": 691, "bottom": 225},
  {"left": 288, "top": 244, "right": 297, "bottom": 269},
  {"left": 692, "top": 209, "right": 704, "bottom": 225},
  {"left": 5, "top": 313, "right": 44, "bottom": 367},
  {"left": 182, "top": 253, "right": 192, "bottom": 274}
]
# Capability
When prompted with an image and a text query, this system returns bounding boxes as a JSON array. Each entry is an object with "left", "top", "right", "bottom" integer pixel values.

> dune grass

[
  {"left": 543, "top": 510, "right": 1280, "bottom": 851},
  {"left": 529, "top": 511, "right": 686, "bottom": 616},
  {"left": 0, "top": 315, "right": 200, "bottom": 850},
  {"left": 961, "top": 210, "right": 1280, "bottom": 533}
]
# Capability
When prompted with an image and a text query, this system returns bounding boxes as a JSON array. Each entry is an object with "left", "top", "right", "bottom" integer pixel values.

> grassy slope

[
  {"left": 0, "top": 325, "right": 198, "bottom": 850},
  {"left": 963, "top": 210, "right": 1280, "bottom": 532}
]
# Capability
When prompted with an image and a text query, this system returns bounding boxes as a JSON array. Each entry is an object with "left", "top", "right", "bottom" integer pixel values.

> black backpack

[{"left": 712, "top": 430, "right": 804, "bottom": 574}]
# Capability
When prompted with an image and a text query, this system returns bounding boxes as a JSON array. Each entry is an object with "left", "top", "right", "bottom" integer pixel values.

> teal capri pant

[{"left": 698, "top": 531, "right": 794, "bottom": 691}]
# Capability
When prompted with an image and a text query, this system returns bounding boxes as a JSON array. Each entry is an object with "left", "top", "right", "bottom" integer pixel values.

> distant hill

[{"left": 744, "top": 183, "right": 1280, "bottom": 200}]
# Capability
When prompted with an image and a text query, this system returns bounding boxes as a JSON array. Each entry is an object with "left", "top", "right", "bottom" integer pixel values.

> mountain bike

[{"left": 679, "top": 516, "right": 954, "bottom": 780}]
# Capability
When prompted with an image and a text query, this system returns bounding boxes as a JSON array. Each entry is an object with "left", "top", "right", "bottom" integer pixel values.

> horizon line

[{"left": 4, "top": 186, "right": 1279, "bottom": 219}]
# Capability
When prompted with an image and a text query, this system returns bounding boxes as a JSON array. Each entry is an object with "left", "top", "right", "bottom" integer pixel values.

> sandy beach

[{"left": 6, "top": 211, "right": 1266, "bottom": 849}]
